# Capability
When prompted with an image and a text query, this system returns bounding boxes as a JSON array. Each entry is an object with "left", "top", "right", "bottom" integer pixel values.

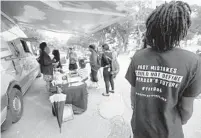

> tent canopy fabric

[{"left": 1, "top": 1, "right": 127, "bottom": 35}]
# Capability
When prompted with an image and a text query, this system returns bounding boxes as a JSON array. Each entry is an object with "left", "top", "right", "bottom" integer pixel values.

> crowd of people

[
  {"left": 36, "top": 1, "right": 201, "bottom": 138},
  {"left": 37, "top": 41, "right": 119, "bottom": 97},
  {"left": 88, "top": 44, "right": 119, "bottom": 96}
]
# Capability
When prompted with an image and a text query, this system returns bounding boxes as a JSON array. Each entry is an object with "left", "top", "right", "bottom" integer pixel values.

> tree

[
  {"left": 69, "top": 1, "right": 154, "bottom": 52},
  {"left": 189, "top": 5, "right": 201, "bottom": 35},
  {"left": 21, "top": 26, "right": 44, "bottom": 42},
  {"left": 184, "top": 31, "right": 195, "bottom": 46},
  {"left": 92, "top": 0, "right": 153, "bottom": 52},
  {"left": 67, "top": 34, "right": 94, "bottom": 48},
  {"left": 182, "top": 4, "right": 201, "bottom": 46}
]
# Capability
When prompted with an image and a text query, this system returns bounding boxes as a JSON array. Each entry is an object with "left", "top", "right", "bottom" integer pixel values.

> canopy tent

[{"left": 1, "top": 1, "right": 127, "bottom": 35}]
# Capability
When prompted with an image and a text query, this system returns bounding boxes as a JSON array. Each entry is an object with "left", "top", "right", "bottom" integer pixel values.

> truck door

[
  {"left": 12, "top": 39, "right": 35, "bottom": 94},
  {"left": 7, "top": 41, "right": 29, "bottom": 94},
  {"left": 20, "top": 40, "right": 38, "bottom": 82}
]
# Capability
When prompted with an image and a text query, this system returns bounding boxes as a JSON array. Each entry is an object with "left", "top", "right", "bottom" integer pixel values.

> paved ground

[
  {"left": 1, "top": 57, "right": 132, "bottom": 138},
  {"left": 1, "top": 54, "right": 201, "bottom": 138},
  {"left": 2, "top": 77, "right": 112, "bottom": 138}
]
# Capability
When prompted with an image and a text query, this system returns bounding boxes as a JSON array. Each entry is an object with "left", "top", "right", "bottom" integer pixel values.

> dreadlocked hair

[{"left": 145, "top": 1, "right": 191, "bottom": 52}]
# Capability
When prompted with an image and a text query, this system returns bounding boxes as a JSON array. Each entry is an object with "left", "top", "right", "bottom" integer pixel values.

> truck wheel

[{"left": 8, "top": 88, "right": 23, "bottom": 123}]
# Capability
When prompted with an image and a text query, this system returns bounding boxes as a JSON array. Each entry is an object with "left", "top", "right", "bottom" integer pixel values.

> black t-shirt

[
  {"left": 39, "top": 52, "right": 54, "bottom": 75},
  {"left": 101, "top": 51, "right": 113, "bottom": 67},
  {"left": 125, "top": 48, "right": 201, "bottom": 138}
]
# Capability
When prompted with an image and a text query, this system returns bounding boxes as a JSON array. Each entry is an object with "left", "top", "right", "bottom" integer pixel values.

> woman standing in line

[
  {"left": 38, "top": 42, "right": 58, "bottom": 92},
  {"left": 52, "top": 49, "right": 62, "bottom": 69},
  {"left": 88, "top": 44, "right": 100, "bottom": 88},
  {"left": 101, "top": 44, "right": 114, "bottom": 96}
]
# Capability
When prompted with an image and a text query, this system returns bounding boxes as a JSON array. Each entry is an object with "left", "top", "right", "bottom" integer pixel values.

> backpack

[
  {"left": 110, "top": 52, "right": 120, "bottom": 76},
  {"left": 101, "top": 51, "right": 112, "bottom": 67},
  {"left": 111, "top": 58, "right": 120, "bottom": 75},
  {"left": 102, "top": 51, "right": 120, "bottom": 76}
]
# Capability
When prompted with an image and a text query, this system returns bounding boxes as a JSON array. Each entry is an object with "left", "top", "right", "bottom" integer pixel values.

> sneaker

[
  {"left": 109, "top": 90, "right": 114, "bottom": 93},
  {"left": 102, "top": 93, "right": 110, "bottom": 96}
]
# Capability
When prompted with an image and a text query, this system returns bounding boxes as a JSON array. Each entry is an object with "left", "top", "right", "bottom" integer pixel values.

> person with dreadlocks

[{"left": 125, "top": 1, "right": 201, "bottom": 138}]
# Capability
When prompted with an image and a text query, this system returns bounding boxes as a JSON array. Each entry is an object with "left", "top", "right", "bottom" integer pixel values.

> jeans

[
  {"left": 90, "top": 69, "right": 98, "bottom": 82},
  {"left": 103, "top": 67, "right": 114, "bottom": 94}
]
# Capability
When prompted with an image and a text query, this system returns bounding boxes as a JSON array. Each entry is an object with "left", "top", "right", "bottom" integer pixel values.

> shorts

[
  {"left": 43, "top": 75, "right": 53, "bottom": 82},
  {"left": 90, "top": 69, "right": 98, "bottom": 82},
  {"left": 69, "top": 63, "right": 78, "bottom": 71}
]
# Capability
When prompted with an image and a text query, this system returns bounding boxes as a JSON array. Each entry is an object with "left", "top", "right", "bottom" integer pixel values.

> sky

[{"left": 25, "top": 0, "right": 201, "bottom": 40}]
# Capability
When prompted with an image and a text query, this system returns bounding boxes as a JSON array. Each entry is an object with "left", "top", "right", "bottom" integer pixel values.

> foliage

[
  {"left": 197, "top": 38, "right": 201, "bottom": 46},
  {"left": 182, "top": 4, "right": 201, "bottom": 44},
  {"left": 185, "top": 31, "right": 195, "bottom": 41},
  {"left": 103, "top": 0, "right": 153, "bottom": 52},
  {"left": 68, "top": 0, "right": 153, "bottom": 52},
  {"left": 21, "top": 1, "right": 201, "bottom": 51},
  {"left": 21, "top": 1, "right": 154, "bottom": 52},
  {"left": 67, "top": 34, "right": 93, "bottom": 48},
  {"left": 21, "top": 26, "right": 44, "bottom": 42},
  {"left": 189, "top": 5, "right": 201, "bottom": 34}
]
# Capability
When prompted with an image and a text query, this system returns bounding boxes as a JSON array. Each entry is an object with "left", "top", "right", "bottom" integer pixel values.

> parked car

[{"left": 1, "top": 12, "right": 40, "bottom": 131}]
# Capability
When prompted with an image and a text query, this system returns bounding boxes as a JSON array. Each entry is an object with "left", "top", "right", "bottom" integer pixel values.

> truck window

[
  {"left": 0, "top": 38, "right": 12, "bottom": 58},
  {"left": 20, "top": 40, "right": 31, "bottom": 53},
  {"left": 26, "top": 41, "right": 35, "bottom": 55},
  {"left": 9, "top": 42, "right": 20, "bottom": 57}
]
